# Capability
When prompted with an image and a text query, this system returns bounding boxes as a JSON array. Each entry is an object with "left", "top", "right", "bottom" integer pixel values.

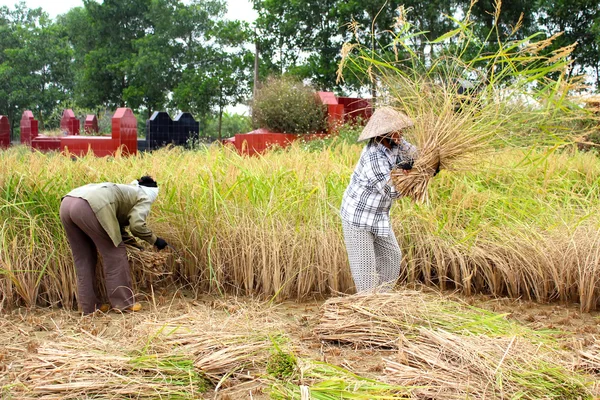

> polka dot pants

[{"left": 342, "top": 221, "right": 402, "bottom": 293}]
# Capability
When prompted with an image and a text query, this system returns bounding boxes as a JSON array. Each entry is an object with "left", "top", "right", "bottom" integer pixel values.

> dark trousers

[{"left": 59, "top": 196, "right": 134, "bottom": 314}]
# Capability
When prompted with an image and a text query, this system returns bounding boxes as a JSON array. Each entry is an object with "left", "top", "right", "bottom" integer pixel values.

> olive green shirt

[{"left": 65, "top": 183, "right": 158, "bottom": 247}]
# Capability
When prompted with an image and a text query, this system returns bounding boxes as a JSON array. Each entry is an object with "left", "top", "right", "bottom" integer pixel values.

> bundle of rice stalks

[
  {"left": 125, "top": 244, "right": 182, "bottom": 290},
  {"left": 13, "top": 324, "right": 283, "bottom": 398},
  {"left": 158, "top": 330, "right": 283, "bottom": 388},
  {"left": 390, "top": 103, "right": 493, "bottom": 203},
  {"left": 126, "top": 244, "right": 172, "bottom": 277},
  {"left": 15, "top": 335, "right": 208, "bottom": 399},
  {"left": 383, "top": 69, "right": 508, "bottom": 203},
  {"left": 314, "top": 290, "right": 544, "bottom": 349},
  {"left": 384, "top": 328, "right": 594, "bottom": 399},
  {"left": 270, "top": 359, "right": 414, "bottom": 399}
]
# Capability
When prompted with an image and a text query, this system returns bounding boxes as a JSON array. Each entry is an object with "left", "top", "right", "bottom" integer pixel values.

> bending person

[
  {"left": 60, "top": 176, "right": 168, "bottom": 314},
  {"left": 340, "top": 107, "right": 418, "bottom": 293}
]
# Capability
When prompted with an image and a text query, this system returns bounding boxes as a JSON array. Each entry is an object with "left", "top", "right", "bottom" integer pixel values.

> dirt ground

[{"left": 1, "top": 288, "right": 599, "bottom": 399}]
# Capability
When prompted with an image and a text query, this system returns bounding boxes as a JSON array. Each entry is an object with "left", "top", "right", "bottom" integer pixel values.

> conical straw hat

[{"left": 357, "top": 107, "right": 414, "bottom": 142}]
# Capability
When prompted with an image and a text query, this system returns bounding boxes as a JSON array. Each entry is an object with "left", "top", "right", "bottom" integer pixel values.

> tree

[
  {"left": 536, "top": 0, "right": 600, "bottom": 88},
  {"left": 64, "top": 0, "right": 153, "bottom": 109},
  {"left": 170, "top": 1, "right": 253, "bottom": 138},
  {"left": 0, "top": 4, "right": 74, "bottom": 133},
  {"left": 252, "top": 0, "right": 460, "bottom": 94}
]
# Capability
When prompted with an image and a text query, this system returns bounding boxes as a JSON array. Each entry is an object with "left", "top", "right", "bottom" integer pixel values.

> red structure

[
  {"left": 230, "top": 128, "right": 297, "bottom": 156},
  {"left": 84, "top": 114, "right": 99, "bottom": 134},
  {"left": 20, "top": 111, "right": 39, "bottom": 145},
  {"left": 0, "top": 116, "right": 10, "bottom": 148},
  {"left": 228, "top": 128, "right": 328, "bottom": 156},
  {"left": 317, "top": 92, "right": 372, "bottom": 128},
  {"left": 61, "top": 108, "right": 137, "bottom": 156},
  {"left": 30, "top": 109, "right": 79, "bottom": 152},
  {"left": 318, "top": 92, "right": 345, "bottom": 132},
  {"left": 60, "top": 109, "right": 80, "bottom": 135},
  {"left": 227, "top": 92, "right": 372, "bottom": 156},
  {"left": 337, "top": 96, "right": 373, "bottom": 122}
]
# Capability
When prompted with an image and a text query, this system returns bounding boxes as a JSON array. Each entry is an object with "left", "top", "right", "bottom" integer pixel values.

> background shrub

[{"left": 251, "top": 75, "right": 327, "bottom": 134}]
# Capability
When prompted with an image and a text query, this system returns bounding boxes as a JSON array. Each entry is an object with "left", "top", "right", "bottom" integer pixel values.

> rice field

[
  {"left": 2, "top": 131, "right": 600, "bottom": 398},
  {"left": 2, "top": 141, "right": 600, "bottom": 312},
  {"left": 3, "top": 7, "right": 600, "bottom": 396}
]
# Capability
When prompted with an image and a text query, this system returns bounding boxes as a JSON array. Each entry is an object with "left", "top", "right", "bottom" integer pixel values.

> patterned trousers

[{"left": 342, "top": 220, "right": 402, "bottom": 293}]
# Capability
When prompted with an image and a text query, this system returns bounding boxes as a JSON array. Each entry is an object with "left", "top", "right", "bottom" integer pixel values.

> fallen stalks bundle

[
  {"left": 159, "top": 330, "right": 282, "bottom": 387},
  {"left": 314, "top": 290, "right": 543, "bottom": 348},
  {"left": 384, "top": 328, "right": 594, "bottom": 399},
  {"left": 270, "top": 359, "right": 414, "bottom": 400},
  {"left": 13, "top": 322, "right": 282, "bottom": 398},
  {"left": 15, "top": 335, "right": 208, "bottom": 399}
]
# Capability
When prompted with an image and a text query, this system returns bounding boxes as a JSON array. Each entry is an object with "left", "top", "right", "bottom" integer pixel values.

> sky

[{"left": 0, "top": 0, "right": 257, "bottom": 22}]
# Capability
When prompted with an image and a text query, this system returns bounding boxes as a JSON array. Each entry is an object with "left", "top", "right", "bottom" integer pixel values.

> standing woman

[
  {"left": 340, "top": 107, "right": 418, "bottom": 293},
  {"left": 60, "top": 176, "right": 169, "bottom": 314}
]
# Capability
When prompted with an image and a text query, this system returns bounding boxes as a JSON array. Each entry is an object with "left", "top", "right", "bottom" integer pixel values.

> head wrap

[{"left": 130, "top": 180, "right": 159, "bottom": 203}]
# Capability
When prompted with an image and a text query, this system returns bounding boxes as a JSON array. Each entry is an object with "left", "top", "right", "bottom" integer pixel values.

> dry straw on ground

[
  {"left": 11, "top": 310, "right": 280, "bottom": 399},
  {"left": 314, "top": 291, "right": 597, "bottom": 399},
  {"left": 384, "top": 329, "right": 590, "bottom": 399},
  {"left": 314, "top": 289, "right": 534, "bottom": 348}
]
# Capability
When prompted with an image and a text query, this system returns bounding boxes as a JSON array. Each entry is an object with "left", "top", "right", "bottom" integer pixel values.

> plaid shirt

[{"left": 340, "top": 139, "right": 417, "bottom": 236}]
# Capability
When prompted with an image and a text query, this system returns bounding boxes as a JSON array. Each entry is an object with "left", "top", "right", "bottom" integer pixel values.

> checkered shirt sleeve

[{"left": 340, "top": 139, "right": 416, "bottom": 236}]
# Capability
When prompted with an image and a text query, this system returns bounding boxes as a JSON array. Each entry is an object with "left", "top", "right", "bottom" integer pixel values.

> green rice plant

[
  {"left": 129, "top": 353, "right": 210, "bottom": 393},
  {"left": 269, "top": 360, "right": 414, "bottom": 400},
  {"left": 337, "top": 1, "right": 594, "bottom": 203},
  {"left": 2, "top": 137, "right": 600, "bottom": 310},
  {"left": 266, "top": 350, "right": 297, "bottom": 380}
]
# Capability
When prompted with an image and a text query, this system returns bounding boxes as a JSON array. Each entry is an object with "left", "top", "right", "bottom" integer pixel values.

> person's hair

[
  {"left": 372, "top": 136, "right": 396, "bottom": 148},
  {"left": 138, "top": 175, "right": 158, "bottom": 187}
]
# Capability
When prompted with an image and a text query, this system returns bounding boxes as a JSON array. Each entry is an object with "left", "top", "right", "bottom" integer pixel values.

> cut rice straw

[
  {"left": 385, "top": 328, "right": 593, "bottom": 399},
  {"left": 314, "top": 290, "right": 547, "bottom": 348}
]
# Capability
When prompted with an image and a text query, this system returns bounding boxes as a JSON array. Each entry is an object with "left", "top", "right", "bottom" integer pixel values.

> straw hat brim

[{"left": 357, "top": 107, "right": 414, "bottom": 142}]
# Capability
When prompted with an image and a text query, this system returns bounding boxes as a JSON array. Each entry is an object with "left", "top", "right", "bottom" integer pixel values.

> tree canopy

[{"left": 0, "top": 0, "right": 598, "bottom": 136}]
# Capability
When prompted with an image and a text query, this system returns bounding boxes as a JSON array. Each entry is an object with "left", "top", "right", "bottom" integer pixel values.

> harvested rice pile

[
  {"left": 385, "top": 329, "right": 588, "bottom": 399},
  {"left": 315, "top": 290, "right": 598, "bottom": 399},
  {"left": 12, "top": 320, "right": 280, "bottom": 399},
  {"left": 314, "top": 290, "right": 536, "bottom": 348}
]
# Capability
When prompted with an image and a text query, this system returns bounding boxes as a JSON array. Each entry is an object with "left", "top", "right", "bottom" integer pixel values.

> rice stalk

[
  {"left": 314, "top": 291, "right": 549, "bottom": 349},
  {"left": 269, "top": 359, "right": 414, "bottom": 400},
  {"left": 384, "top": 328, "right": 594, "bottom": 399}
]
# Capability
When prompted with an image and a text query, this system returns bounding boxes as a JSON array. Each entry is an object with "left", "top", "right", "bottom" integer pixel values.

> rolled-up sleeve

[{"left": 128, "top": 200, "right": 157, "bottom": 245}]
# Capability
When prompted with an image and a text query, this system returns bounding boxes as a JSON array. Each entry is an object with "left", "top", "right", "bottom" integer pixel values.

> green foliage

[
  {"left": 251, "top": 75, "right": 327, "bottom": 134},
  {"left": 204, "top": 112, "right": 252, "bottom": 138},
  {"left": 298, "top": 120, "right": 364, "bottom": 151},
  {"left": 536, "top": 0, "right": 600, "bottom": 88},
  {"left": 266, "top": 351, "right": 297, "bottom": 379},
  {"left": 0, "top": 4, "right": 74, "bottom": 134}
]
